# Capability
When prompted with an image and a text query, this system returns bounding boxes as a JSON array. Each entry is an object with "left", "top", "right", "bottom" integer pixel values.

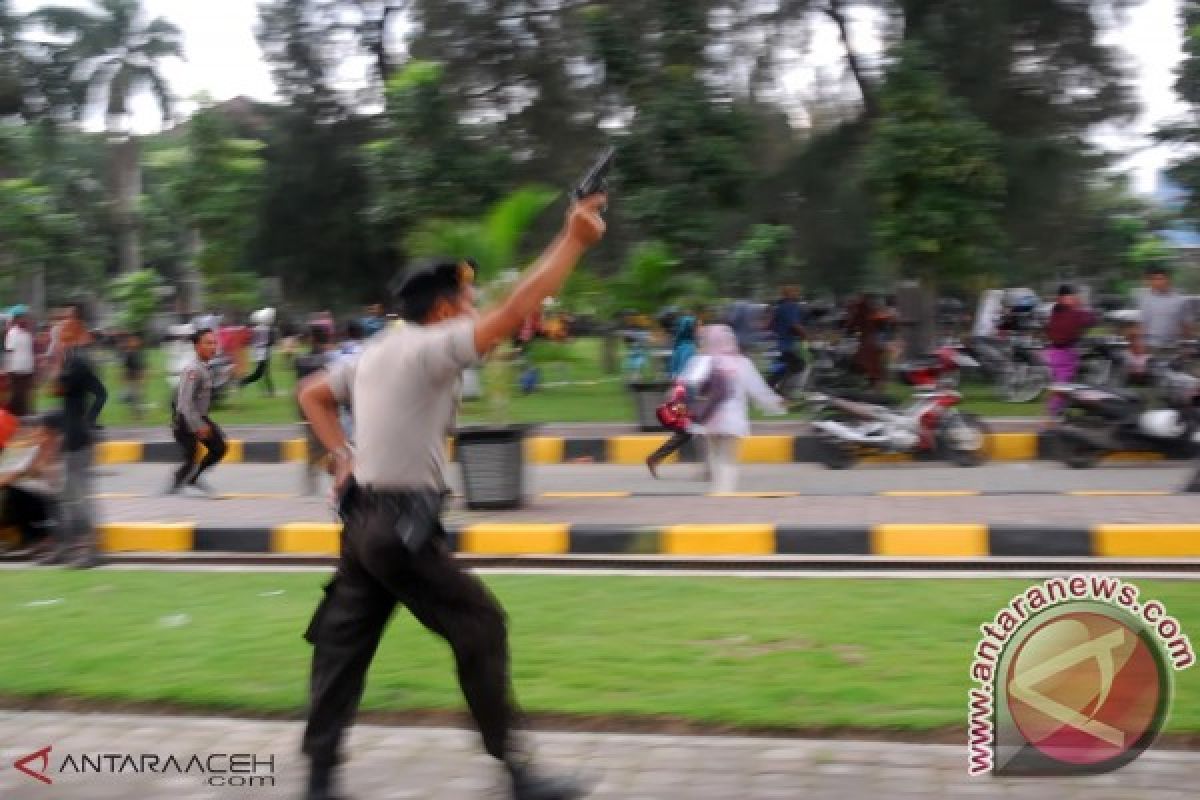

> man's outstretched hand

[{"left": 565, "top": 193, "right": 607, "bottom": 248}]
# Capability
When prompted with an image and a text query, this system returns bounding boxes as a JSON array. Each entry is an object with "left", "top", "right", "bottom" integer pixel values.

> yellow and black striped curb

[
  {"left": 88, "top": 522, "right": 1200, "bottom": 558},
  {"left": 92, "top": 433, "right": 1187, "bottom": 466}
]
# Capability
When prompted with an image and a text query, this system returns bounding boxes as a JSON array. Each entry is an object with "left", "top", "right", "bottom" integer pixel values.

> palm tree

[
  {"left": 0, "top": 0, "right": 30, "bottom": 119},
  {"left": 33, "top": 0, "right": 182, "bottom": 273}
]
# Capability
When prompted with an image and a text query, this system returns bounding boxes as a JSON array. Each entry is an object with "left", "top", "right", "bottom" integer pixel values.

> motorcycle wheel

[
  {"left": 816, "top": 438, "right": 857, "bottom": 470},
  {"left": 937, "top": 411, "right": 990, "bottom": 467},
  {"left": 1004, "top": 364, "right": 1050, "bottom": 404},
  {"left": 1057, "top": 432, "right": 1104, "bottom": 469}
]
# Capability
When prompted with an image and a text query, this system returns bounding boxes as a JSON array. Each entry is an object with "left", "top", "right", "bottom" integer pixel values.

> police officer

[{"left": 297, "top": 195, "right": 606, "bottom": 800}]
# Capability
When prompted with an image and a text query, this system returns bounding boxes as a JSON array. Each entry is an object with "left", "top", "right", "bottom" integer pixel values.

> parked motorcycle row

[{"left": 769, "top": 327, "right": 1199, "bottom": 470}]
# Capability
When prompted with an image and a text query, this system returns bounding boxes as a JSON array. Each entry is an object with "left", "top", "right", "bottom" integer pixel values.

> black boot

[
  {"left": 304, "top": 764, "right": 345, "bottom": 800},
  {"left": 507, "top": 759, "right": 587, "bottom": 800}
]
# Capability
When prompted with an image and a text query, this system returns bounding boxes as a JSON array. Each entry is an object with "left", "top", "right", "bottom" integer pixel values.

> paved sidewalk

[
  {"left": 104, "top": 418, "right": 1044, "bottom": 442},
  {"left": 89, "top": 463, "right": 1200, "bottom": 529},
  {"left": 95, "top": 492, "right": 1200, "bottom": 527},
  {"left": 0, "top": 711, "right": 1194, "bottom": 799}
]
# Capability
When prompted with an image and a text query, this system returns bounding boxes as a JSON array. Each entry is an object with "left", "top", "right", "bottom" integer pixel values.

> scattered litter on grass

[
  {"left": 25, "top": 598, "right": 64, "bottom": 608},
  {"left": 159, "top": 613, "right": 191, "bottom": 628}
]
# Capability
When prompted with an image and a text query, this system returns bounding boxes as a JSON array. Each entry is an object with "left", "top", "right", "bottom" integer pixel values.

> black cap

[
  {"left": 391, "top": 259, "right": 475, "bottom": 302},
  {"left": 1057, "top": 284, "right": 1075, "bottom": 297},
  {"left": 391, "top": 258, "right": 477, "bottom": 322}
]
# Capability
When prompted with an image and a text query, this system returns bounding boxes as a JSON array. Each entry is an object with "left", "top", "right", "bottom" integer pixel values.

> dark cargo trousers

[{"left": 301, "top": 489, "right": 515, "bottom": 768}]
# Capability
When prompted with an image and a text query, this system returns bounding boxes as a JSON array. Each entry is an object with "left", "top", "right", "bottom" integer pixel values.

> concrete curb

[
  {"left": 89, "top": 522, "right": 1200, "bottom": 558},
  {"left": 93, "top": 433, "right": 1193, "bottom": 466}
]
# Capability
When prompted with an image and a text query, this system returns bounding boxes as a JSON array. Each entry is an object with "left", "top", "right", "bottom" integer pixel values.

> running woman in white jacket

[{"left": 681, "top": 324, "right": 786, "bottom": 493}]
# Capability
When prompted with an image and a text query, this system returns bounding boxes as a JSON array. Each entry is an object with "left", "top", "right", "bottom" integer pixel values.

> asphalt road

[
  {"left": 96, "top": 461, "right": 1196, "bottom": 497},
  {"left": 89, "top": 462, "right": 1200, "bottom": 527}
]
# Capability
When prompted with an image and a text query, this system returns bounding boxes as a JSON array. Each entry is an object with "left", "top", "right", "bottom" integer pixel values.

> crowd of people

[
  {"left": 0, "top": 300, "right": 391, "bottom": 563},
  {"left": 0, "top": 302, "right": 107, "bottom": 567},
  {"left": 0, "top": 265, "right": 1194, "bottom": 561}
]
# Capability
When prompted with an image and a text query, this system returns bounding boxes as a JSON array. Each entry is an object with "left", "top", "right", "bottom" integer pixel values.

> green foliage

[
  {"left": 405, "top": 187, "right": 558, "bottom": 280},
  {"left": 204, "top": 270, "right": 261, "bottom": 313},
  {"left": 364, "top": 59, "right": 511, "bottom": 248},
  {"left": 146, "top": 105, "right": 265, "bottom": 283},
  {"left": 1128, "top": 236, "right": 1174, "bottom": 273},
  {"left": 614, "top": 69, "right": 759, "bottom": 265},
  {"left": 107, "top": 268, "right": 161, "bottom": 331},
  {"left": 0, "top": 175, "right": 99, "bottom": 298},
  {"left": 405, "top": 185, "right": 559, "bottom": 424},
  {"left": 865, "top": 43, "right": 1006, "bottom": 290},
  {"left": 612, "top": 241, "right": 677, "bottom": 313},
  {"left": 723, "top": 224, "right": 794, "bottom": 295}
]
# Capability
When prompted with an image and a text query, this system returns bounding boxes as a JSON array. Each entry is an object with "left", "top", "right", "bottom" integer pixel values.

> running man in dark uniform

[{"left": 297, "top": 195, "right": 606, "bottom": 800}]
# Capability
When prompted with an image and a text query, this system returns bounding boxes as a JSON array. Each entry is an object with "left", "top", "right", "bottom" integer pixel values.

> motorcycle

[
  {"left": 964, "top": 333, "right": 1051, "bottom": 403},
  {"left": 808, "top": 385, "right": 990, "bottom": 469},
  {"left": 1076, "top": 327, "right": 1133, "bottom": 389},
  {"left": 1052, "top": 356, "right": 1200, "bottom": 469},
  {"left": 892, "top": 344, "right": 979, "bottom": 390},
  {"left": 770, "top": 336, "right": 864, "bottom": 404}
]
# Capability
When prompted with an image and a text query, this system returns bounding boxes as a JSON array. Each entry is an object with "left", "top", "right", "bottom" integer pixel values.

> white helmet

[{"left": 251, "top": 307, "right": 276, "bottom": 326}]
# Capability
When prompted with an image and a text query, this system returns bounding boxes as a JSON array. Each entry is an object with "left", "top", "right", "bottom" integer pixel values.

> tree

[
  {"left": 405, "top": 186, "right": 558, "bottom": 281},
  {"left": 0, "top": 175, "right": 99, "bottom": 308},
  {"left": 364, "top": 60, "right": 512, "bottom": 249},
  {"left": 146, "top": 105, "right": 265, "bottom": 313},
  {"left": 1161, "top": 2, "right": 1200, "bottom": 221},
  {"left": 258, "top": 0, "right": 407, "bottom": 113},
  {"left": 723, "top": 224, "right": 794, "bottom": 295},
  {"left": 107, "top": 267, "right": 160, "bottom": 331},
  {"left": 32, "top": 0, "right": 183, "bottom": 273},
  {"left": 0, "top": 0, "right": 28, "bottom": 118},
  {"left": 255, "top": 0, "right": 398, "bottom": 307},
  {"left": 612, "top": 241, "right": 679, "bottom": 313},
  {"left": 866, "top": 43, "right": 1006, "bottom": 291}
]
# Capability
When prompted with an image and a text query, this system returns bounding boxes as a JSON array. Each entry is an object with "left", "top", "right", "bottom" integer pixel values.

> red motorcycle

[{"left": 808, "top": 381, "right": 990, "bottom": 469}]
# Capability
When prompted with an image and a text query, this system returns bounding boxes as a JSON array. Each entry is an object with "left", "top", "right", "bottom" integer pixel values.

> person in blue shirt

[
  {"left": 667, "top": 314, "right": 698, "bottom": 378},
  {"left": 768, "top": 285, "right": 808, "bottom": 391}
]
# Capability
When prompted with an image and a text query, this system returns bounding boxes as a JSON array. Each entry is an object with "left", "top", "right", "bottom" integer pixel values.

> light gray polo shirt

[
  {"left": 328, "top": 318, "right": 479, "bottom": 490},
  {"left": 1138, "top": 290, "right": 1193, "bottom": 349}
]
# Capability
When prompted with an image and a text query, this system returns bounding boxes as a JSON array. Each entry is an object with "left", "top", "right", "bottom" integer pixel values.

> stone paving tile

[{"left": 1, "top": 711, "right": 1198, "bottom": 799}]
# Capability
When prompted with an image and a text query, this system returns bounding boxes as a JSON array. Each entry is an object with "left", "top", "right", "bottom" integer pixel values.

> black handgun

[{"left": 572, "top": 147, "right": 615, "bottom": 202}]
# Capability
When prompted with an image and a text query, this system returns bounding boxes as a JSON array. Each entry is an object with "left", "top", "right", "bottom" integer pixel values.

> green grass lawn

[
  {"left": 1, "top": 572, "right": 1196, "bottom": 733},
  {"left": 34, "top": 338, "right": 1043, "bottom": 429}
]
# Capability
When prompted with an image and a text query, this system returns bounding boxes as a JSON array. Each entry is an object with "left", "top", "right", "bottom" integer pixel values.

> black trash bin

[
  {"left": 455, "top": 424, "right": 529, "bottom": 510},
  {"left": 627, "top": 380, "right": 673, "bottom": 433}
]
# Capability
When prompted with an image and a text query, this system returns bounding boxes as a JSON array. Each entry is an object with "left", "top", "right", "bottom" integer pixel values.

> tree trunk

[
  {"left": 110, "top": 134, "right": 142, "bottom": 273},
  {"left": 184, "top": 228, "right": 205, "bottom": 315},
  {"left": 32, "top": 264, "right": 45, "bottom": 318},
  {"left": 896, "top": 279, "right": 936, "bottom": 358},
  {"left": 825, "top": 0, "right": 878, "bottom": 119}
]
